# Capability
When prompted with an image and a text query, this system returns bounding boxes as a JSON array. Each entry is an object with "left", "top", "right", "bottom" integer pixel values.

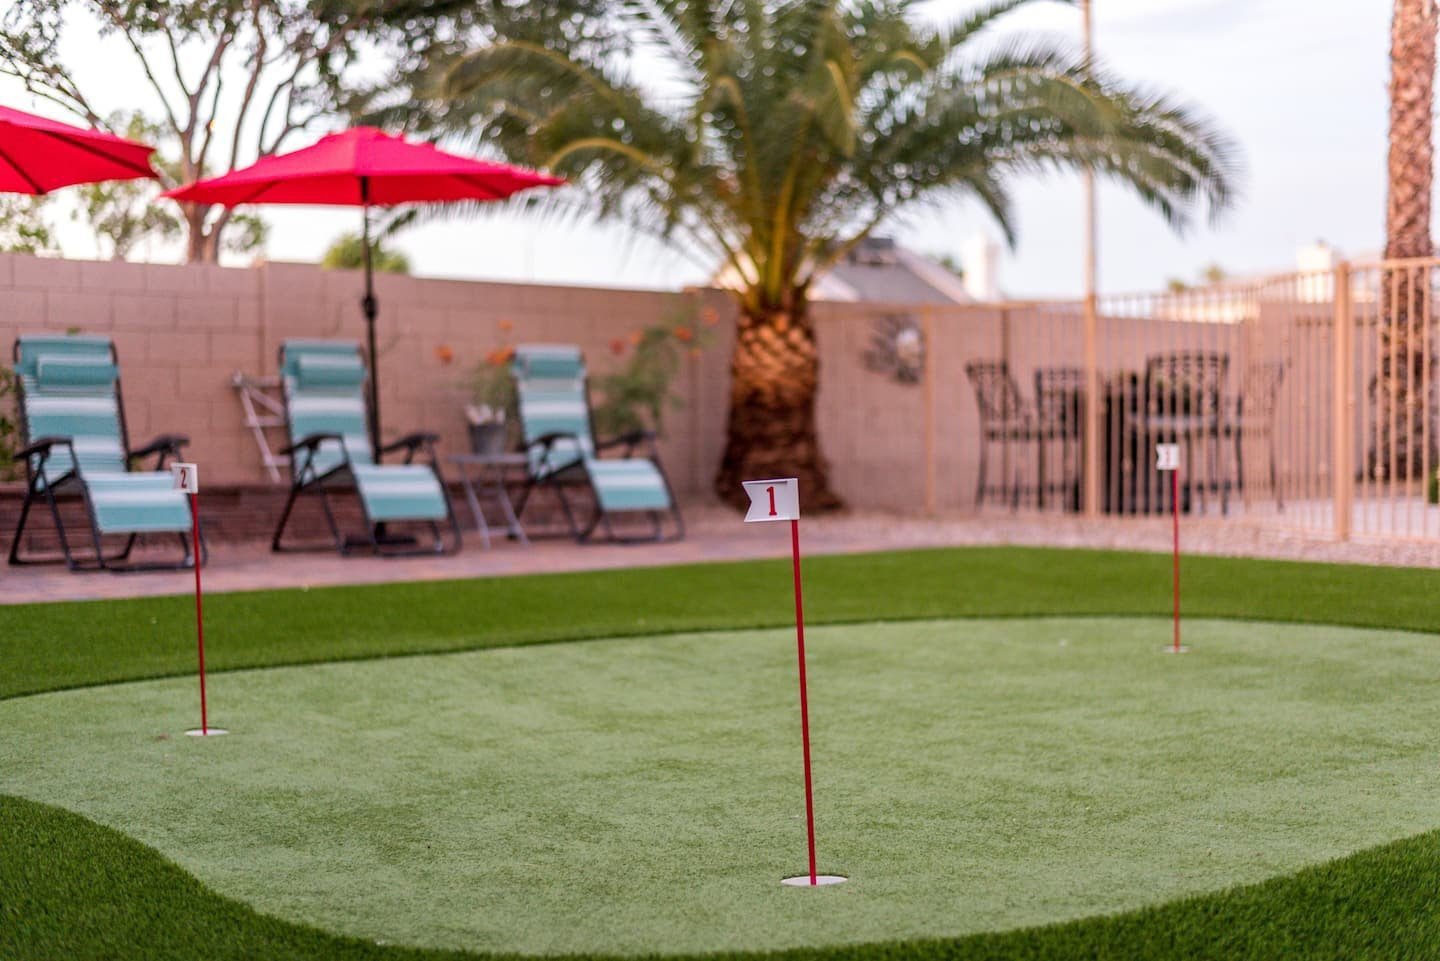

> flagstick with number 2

[
  {"left": 173, "top": 464, "right": 225, "bottom": 736},
  {"left": 742, "top": 478, "right": 844, "bottom": 887}
]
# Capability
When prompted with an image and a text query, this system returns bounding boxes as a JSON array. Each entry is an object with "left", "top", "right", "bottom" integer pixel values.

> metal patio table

[{"left": 446, "top": 452, "right": 530, "bottom": 548}]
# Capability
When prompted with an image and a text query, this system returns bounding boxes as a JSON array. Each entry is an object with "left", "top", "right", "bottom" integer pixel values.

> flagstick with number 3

[
  {"left": 1155, "top": 445, "right": 1186, "bottom": 655},
  {"left": 742, "top": 478, "right": 845, "bottom": 888}
]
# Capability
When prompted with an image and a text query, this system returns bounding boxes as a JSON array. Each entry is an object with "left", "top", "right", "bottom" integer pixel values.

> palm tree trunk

[
  {"left": 714, "top": 303, "right": 844, "bottom": 511},
  {"left": 1371, "top": 0, "right": 1436, "bottom": 480}
]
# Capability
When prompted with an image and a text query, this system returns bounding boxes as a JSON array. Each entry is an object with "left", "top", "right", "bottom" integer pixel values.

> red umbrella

[
  {"left": 163, "top": 127, "right": 563, "bottom": 454},
  {"left": 0, "top": 105, "right": 156, "bottom": 194}
]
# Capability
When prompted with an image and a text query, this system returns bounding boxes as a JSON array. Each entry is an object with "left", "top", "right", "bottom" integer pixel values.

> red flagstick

[
  {"left": 1171, "top": 468, "right": 1181, "bottom": 654},
  {"left": 191, "top": 491, "right": 209, "bottom": 734},
  {"left": 790, "top": 517, "right": 818, "bottom": 886}
]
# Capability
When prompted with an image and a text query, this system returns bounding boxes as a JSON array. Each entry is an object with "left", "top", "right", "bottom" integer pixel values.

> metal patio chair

[
  {"left": 1142, "top": 351, "right": 1231, "bottom": 513},
  {"left": 8, "top": 334, "right": 199, "bottom": 571},
  {"left": 271, "top": 339, "right": 461, "bottom": 556},
  {"left": 510, "top": 344, "right": 683, "bottom": 543},
  {"left": 1034, "top": 366, "right": 1086, "bottom": 511},
  {"left": 965, "top": 360, "right": 1041, "bottom": 510},
  {"left": 1225, "top": 360, "right": 1286, "bottom": 509}
]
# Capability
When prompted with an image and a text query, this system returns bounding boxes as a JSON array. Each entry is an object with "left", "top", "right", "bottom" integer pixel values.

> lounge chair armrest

[
  {"left": 278, "top": 432, "right": 345, "bottom": 457},
  {"left": 528, "top": 431, "right": 581, "bottom": 449},
  {"left": 16, "top": 436, "right": 74, "bottom": 461},
  {"left": 596, "top": 429, "right": 657, "bottom": 457},
  {"left": 525, "top": 432, "right": 585, "bottom": 474},
  {"left": 129, "top": 433, "right": 189, "bottom": 467},
  {"left": 379, "top": 431, "right": 441, "bottom": 465},
  {"left": 379, "top": 432, "right": 440, "bottom": 454}
]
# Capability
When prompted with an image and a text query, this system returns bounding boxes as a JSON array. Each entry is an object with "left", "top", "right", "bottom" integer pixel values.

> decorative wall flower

[{"left": 862, "top": 314, "right": 925, "bottom": 385}]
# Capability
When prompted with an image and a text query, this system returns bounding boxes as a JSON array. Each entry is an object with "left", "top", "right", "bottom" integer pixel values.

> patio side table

[{"left": 447, "top": 453, "right": 531, "bottom": 549}]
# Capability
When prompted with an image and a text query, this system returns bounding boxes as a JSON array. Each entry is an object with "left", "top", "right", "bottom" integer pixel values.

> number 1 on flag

[{"left": 742, "top": 478, "right": 800, "bottom": 522}]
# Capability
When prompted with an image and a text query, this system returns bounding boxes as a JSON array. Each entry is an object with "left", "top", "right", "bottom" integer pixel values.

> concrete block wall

[
  {"left": 0, "top": 255, "right": 735, "bottom": 498},
  {"left": 0, "top": 253, "right": 1078, "bottom": 516}
]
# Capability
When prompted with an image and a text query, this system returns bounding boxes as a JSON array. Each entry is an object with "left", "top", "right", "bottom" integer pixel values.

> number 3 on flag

[
  {"left": 171, "top": 463, "right": 199, "bottom": 493},
  {"left": 1155, "top": 444, "right": 1180, "bottom": 472},
  {"left": 742, "top": 477, "right": 800, "bottom": 522}
]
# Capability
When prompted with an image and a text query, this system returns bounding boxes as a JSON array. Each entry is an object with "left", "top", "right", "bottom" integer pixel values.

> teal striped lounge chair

[
  {"left": 271, "top": 339, "right": 460, "bottom": 556},
  {"left": 511, "top": 344, "right": 683, "bottom": 543},
  {"left": 8, "top": 335, "right": 199, "bottom": 571}
]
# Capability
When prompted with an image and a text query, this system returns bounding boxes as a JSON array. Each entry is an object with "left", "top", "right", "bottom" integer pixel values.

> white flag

[
  {"left": 171, "top": 463, "right": 199, "bottom": 493},
  {"left": 742, "top": 477, "right": 800, "bottom": 522},
  {"left": 1155, "top": 444, "right": 1180, "bottom": 472}
]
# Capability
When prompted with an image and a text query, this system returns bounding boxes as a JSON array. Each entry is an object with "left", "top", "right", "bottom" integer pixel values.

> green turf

[
  {"left": 6, "top": 617, "right": 1440, "bottom": 955},
  {"left": 7, "top": 792, "right": 1440, "bottom": 961},
  {"left": 6, "top": 546, "right": 1440, "bottom": 702},
  {"left": 6, "top": 546, "right": 1440, "bottom": 960}
]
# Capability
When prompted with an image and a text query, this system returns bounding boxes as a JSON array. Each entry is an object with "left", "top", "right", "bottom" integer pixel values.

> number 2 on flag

[{"left": 171, "top": 463, "right": 199, "bottom": 493}]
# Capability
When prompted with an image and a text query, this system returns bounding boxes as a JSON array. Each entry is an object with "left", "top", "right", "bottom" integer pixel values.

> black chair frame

[{"left": 8, "top": 340, "right": 201, "bottom": 572}]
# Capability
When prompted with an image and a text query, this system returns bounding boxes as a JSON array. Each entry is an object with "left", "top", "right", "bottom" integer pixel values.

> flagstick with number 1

[
  {"left": 173, "top": 464, "right": 226, "bottom": 736},
  {"left": 1155, "top": 445, "right": 1186, "bottom": 655},
  {"left": 742, "top": 478, "right": 844, "bottom": 887}
]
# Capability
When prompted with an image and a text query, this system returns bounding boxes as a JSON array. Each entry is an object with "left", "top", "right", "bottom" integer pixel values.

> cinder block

[
  {"left": 108, "top": 331, "right": 150, "bottom": 365},
  {"left": 204, "top": 264, "right": 261, "bottom": 296},
  {"left": 47, "top": 291, "right": 113, "bottom": 332},
  {"left": 0, "top": 290, "right": 46, "bottom": 332},
  {"left": 147, "top": 330, "right": 210, "bottom": 365},
  {"left": 112, "top": 294, "right": 177, "bottom": 331},
  {"left": 176, "top": 365, "right": 229, "bottom": 400},
  {"left": 79, "top": 259, "right": 147, "bottom": 292},
  {"left": 174, "top": 293, "right": 239, "bottom": 329},
  {"left": 143, "top": 263, "right": 208, "bottom": 293},
  {"left": 12, "top": 255, "right": 81, "bottom": 289},
  {"left": 209, "top": 331, "right": 262, "bottom": 370}
]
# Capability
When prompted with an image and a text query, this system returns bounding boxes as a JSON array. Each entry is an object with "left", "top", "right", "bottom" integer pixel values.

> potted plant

[
  {"left": 468, "top": 344, "right": 517, "bottom": 455},
  {"left": 592, "top": 302, "right": 717, "bottom": 437}
]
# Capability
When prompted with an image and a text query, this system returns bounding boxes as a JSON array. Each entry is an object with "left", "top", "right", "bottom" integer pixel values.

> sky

[{"left": 0, "top": 0, "right": 1397, "bottom": 298}]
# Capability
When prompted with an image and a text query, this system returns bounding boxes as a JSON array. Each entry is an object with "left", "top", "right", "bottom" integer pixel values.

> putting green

[{"left": 3, "top": 617, "right": 1440, "bottom": 956}]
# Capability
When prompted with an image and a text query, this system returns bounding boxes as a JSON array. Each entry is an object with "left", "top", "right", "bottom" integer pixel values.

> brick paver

[{"left": 5, "top": 503, "right": 1437, "bottom": 606}]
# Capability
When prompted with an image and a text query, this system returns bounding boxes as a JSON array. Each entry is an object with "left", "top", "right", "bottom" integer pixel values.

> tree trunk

[
  {"left": 181, "top": 202, "right": 221, "bottom": 264},
  {"left": 714, "top": 302, "right": 844, "bottom": 512},
  {"left": 1371, "top": 0, "right": 1436, "bottom": 480}
]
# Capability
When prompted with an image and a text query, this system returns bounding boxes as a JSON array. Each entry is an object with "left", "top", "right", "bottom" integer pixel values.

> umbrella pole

[{"left": 361, "top": 177, "right": 380, "bottom": 459}]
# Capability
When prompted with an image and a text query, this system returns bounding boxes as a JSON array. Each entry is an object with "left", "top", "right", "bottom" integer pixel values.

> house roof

[
  {"left": 811, "top": 237, "right": 974, "bottom": 304},
  {"left": 710, "top": 236, "right": 977, "bottom": 304}
]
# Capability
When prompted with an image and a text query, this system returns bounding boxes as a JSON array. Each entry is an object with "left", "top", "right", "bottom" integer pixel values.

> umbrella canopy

[
  {"left": 163, "top": 127, "right": 563, "bottom": 458},
  {"left": 162, "top": 126, "right": 562, "bottom": 207},
  {"left": 0, "top": 105, "right": 157, "bottom": 194}
]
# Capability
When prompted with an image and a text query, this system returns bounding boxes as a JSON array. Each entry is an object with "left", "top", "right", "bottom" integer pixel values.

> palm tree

[
  {"left": 416, "top": 0, "right": 1238, "bottom": 510},
  {"left": 1372, "top": 0, "right": 1436, "bottom": 480}
]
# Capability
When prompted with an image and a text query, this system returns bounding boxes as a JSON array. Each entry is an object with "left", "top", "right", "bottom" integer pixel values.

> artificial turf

[
  {"left": 6, "top": 617, "right": 1440, "bottom": 955},
  {"left": 5, "top": 545, "right": 1440, "bottom": 701},
  {"left": 4, "top": 546, "right": 1440, "bottom": 960}
]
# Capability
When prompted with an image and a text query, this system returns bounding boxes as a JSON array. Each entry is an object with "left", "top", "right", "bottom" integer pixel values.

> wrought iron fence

[{"left": 893, "top": 256, "right": 1440, "bottom": 543}]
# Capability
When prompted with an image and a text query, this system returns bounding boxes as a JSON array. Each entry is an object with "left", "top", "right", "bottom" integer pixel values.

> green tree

[
  {"left": 1370, "top": 0, "right": 1436, "bottom": 480},
  {"left": 321, "top": 232, "right": 412, "bottom": 274},
  {"left": 71, "top": 112, "right": 182, "bottom": 260},
  {"left": 0, "top": 196, "right": 56, "bottom": 254},
  {"left": 403, "top": 0, "right": 1240, "bottom": 509},
  {"left": 0, "top": 1, "right": 411, "bottom": 262}
]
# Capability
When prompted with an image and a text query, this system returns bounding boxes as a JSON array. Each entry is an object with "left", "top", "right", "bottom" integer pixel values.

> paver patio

[{"left": 5, "top": 501, "right": 1437, "bottom": 605}]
